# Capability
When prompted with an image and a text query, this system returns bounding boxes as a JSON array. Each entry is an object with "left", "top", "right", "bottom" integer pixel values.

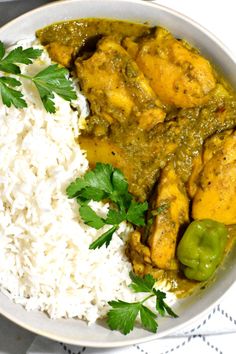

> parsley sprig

[
  {"left": 0, "top": 41, "right": 77, "bottom": 113},
  {"left": 107, "top": 272, "right": 178, "bottom": 335},
  {"left": 66, "top": 163, "right": 148, "bottom": 249}
]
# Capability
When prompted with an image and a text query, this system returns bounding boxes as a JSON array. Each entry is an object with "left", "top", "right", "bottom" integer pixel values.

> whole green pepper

[{"left": 177, "top": 219, "right": 228, "bottom": 281}]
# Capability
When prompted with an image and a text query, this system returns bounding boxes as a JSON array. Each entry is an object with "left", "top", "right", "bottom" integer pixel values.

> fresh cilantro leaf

[
  {"left": 0, "top": 42, "right": 77, "bottom": 112},
  {"left": 107, "top": 300, "right": 158, "bottom": 335},
  {"left": 79, "top": 205, "right": 105, "bottom": 229},
  {"left": 67, "top": 163, "right": 113, "bottom": 199},
  {"left": 107, "top": 300, "right": 141, "bottom": 335},
  {"left": 0, "top": 77, "right": 27, "bottom": 108},
  {"left": 110, "top": 169, "right": 131, "bottom": 209},
  {"left": 153, "top": 289, "right": 178, "bottom": 318},
  {"left": 105, "top": 209, "right": 126, "bottom": 225},
  {"left": 66, "top": 177, "right": 88, "bottom": 198},
  {"left": 67, "top": 163, "right": 148, "bottom": 249},
  {"left": 87, "top": 163, "right": 113, "bottom": 194},
  {"left": 76, "top": 197, "right": 89, "bottom": 205},
  {"left": 0, "top": 62, "right": 20, "bottom": 74},
  {"left": 0, "top": 41, "right": 5, "bottom": 60},
  {"left": 38, "top": 90, "right": 56, "bottom": 114},
  {"left": 33, "top": 64, "right": 76, "bottom": 100},
  {"left": 79, "top": 187, "right": 106, "bottom": 201},
  {"left": 126, "top": 200, "right": 148, "bottom": 226},
  {"left": 1, "top": 46, "right": 42, "bottom": 65},
  {"left": 129, "top": 272, "right": 156, "bottom": 293},
  {"left": 163, "top": 302, "right": 178, "bottom": 318},
  {"left": 32, "top": 64, "right": 77, "bottom": 113},
  {"left": 153, "top": 289, "right": 166, "bottom": 316},
  {"left": 89, "top": 225, "right": 118, "bottom": 249},
  {"left": 107, "top": 272, "right": 177, "bottom": 335},
  {"left": 0, "top": 46, "right": 42, "bottom": 74},
  {"left": 0, "top": 77, "right": 21, "bottom": 87},
  {"left": 140, "top": 305, "right": 158, "bottom": 333},
  {"left": 111, "top": 169, "right": 129, "bottom": 194}
]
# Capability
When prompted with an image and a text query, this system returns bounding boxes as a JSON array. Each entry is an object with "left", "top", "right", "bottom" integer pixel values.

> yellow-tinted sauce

[{"left": 38, "top": 19, "right": 236, "bottom": 297}]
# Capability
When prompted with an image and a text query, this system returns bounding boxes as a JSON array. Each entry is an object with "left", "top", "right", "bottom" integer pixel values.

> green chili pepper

[{"left": 177, "top": 219, "right": 228, "bottom": 281}]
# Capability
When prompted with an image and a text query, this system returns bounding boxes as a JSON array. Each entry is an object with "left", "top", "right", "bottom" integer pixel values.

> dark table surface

[{"left": 0, "top": 0, "right": 54, "bottom": 27}]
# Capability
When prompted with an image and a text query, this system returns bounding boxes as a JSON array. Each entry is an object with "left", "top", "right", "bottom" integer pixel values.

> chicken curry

[{"left": 37, "top": 19, "right": 236, "bottom": 297}]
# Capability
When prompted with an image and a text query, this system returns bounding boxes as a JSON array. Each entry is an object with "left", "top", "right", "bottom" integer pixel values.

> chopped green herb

[
  {"left": 66, "top": 163, "right": 148, "bottom": 249},
  {"left": 147, "top": 216, "right": 154, "bottom": 227},
  {"left": 151, "top": 203, "right": 169, "bottom": 216},
  {"left": 0, "top": 41, "right": 77, "bottom": 112},
  {"left": 107, "top": 272, "right": 177, "bottom": 335}
]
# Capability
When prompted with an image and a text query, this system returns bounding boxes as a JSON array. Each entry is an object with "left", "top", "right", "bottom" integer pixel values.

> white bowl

[{"left": 0, "top": 0, "right": 235, "bottom": 347}]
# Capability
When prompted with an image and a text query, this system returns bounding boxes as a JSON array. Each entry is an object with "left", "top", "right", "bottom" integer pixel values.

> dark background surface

[{"left": 0, "top": 0, "right": 53, "bottom": 27}]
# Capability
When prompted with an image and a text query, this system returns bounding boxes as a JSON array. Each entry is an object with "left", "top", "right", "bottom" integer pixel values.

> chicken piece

[
  {"left": 122, "top": 36, "right": 139, "bottom": 58},
  {"left": 128, "top": 231, "right": 165, "bottom": 279},
  {"left": 129, "top": 230, "right": 152, "bottom": 274},
  {"left": 79, "top": 136, "right": 133, "bottom": 182},
  {"left": 131, "top": 27, "right": 216, "bottom": 107},
  {"left": 46, "top": 42, "right": 75, "bottom": 68},
  {"left": 75, "top": 37, "right": 165, "bottom": 129},
  {"left": 192, "top": 131, "right": 236, "bottom": 224},
  {"left": 188, "top": 130, "right": 233, "bottom": 203},
  {"left": 202, "top": 129, "right": 233, "bottom": 163},
  {"left": 147, "top": 163, "right": 189, "bottom": 270},
  {"left": 187, "top": 154, "right": 203, "bottom": 198}
]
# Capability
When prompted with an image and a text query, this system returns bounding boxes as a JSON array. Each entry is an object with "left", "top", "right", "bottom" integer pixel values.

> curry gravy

[{"left": 38, "top": 19, "right": 236, "bottom": 297}]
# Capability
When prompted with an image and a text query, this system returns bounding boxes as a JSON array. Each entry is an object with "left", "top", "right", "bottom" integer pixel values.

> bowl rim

[
  {"left": 1, "top": 0, "right": 236, "bottom": 64},
  {"left": 0, "top": 0, "right": 235, "bottom": 348},
  {"left": 1, "top": 282, "right": 235, "bottom": 348}
]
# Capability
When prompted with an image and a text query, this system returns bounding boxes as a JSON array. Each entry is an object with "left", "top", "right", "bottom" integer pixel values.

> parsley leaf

[
  {"left": 37, "top": 91, "right": 55, "bottom": 114},
  {"left": 153, "top": 289, "right": 178, "bottom": 318},
  {"left": 0, "top": 42, "right": 77, "bottom": 112},
  {"left": 105, "top": 209, "right": 126, "bottom": 225},
  {"left": 0, "top": 41, "right": 5, "bottom": 60},
  {"left": 0, "top": 76, "right": 21, "bottom": 87},
  {"left": 129, "top": 272, "right": 155, "bottom": 293},
  {"left": 66, "top": 163, "right": 113, "bottom": 199},
  {"left": 85, "top": 163, "right": 114, "bottom": 194},
  {"left": 162, "top": 302, "right": 178, "bottom": 318},
  {"left": 89, "top": 225, "right": 118, "bottom": 250},
  {"left": 111, "top": 169, "right": 129, "bottom": 195},
  {"left": 153, "top": 289, "right": 167, "bottom": 316},
  {"left": 79, "top": 204, "right": 105, "bottom": 229},
  {"left": 0, "top": 45, "right": 42, "bottom": 66},
  {"left": 0, "top": 43, "right": 42, "bottom": 74},
  {"left": 107, "top": 272, "right": 177, "bottom": 335},
  {"left": 107, "top": 300, "right": 141, "bottom": 335},
  {"left": 79, "top": 187, "right": 106, "bottom": 202},
  {"left": 110, "top": 169, "right": 131, "bottom": 209},
  {"left": 140, "top": 305, "right": 158, "bottom": 333},
  {"left": 67, "top": 163, "right": 148, "bottom": 249},
  {"left": 32, "top": 64, "right": 77, "bottom": 113},
  {"left": 127, "top": 200, "right": 148, "bottom": 226},
  {"left": 0, "top": 77, "right": 27, "bottom": 108},
  {"left": 66, "top": 177, "right": 88, "bottom": 199}
]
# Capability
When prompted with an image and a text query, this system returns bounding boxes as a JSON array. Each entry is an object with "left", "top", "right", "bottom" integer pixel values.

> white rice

[{"left": 0, "top": 40, "right": 174, "bottom": 323}]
